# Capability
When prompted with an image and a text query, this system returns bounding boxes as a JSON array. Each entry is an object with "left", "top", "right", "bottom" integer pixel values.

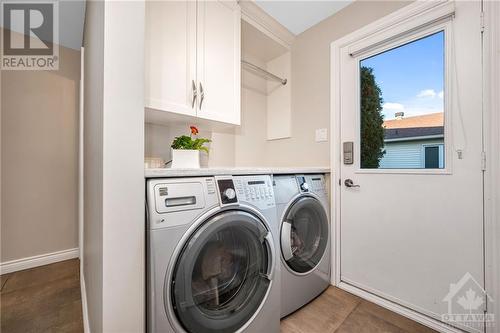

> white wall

[
  {"left": 83, "top": 0, "right": 104, "bottom": 330},
  {"left": 83, "top": 1, "right": 145, "bottom": 331}
]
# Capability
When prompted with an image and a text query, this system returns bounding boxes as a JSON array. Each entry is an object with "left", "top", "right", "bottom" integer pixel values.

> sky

[{"left": 360, "top": 31, "right": 444, "bottom": 120}]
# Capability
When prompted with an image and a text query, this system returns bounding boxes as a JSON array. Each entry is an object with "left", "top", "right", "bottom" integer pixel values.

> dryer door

[
  {"left": 170, "top": 210, "right": 274, "bottom": 333},
  {"left": 281, "top": 196, "right": 328, "bottom": 274}
]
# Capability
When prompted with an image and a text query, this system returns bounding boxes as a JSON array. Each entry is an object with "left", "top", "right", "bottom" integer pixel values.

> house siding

[{"left": 379, "top": 139, "right": 444, "bottom": 169}]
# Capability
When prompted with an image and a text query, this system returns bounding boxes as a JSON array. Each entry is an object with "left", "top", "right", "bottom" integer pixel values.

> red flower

[{"left": 190, "top": 126, "right": 199, "bottom": 135}]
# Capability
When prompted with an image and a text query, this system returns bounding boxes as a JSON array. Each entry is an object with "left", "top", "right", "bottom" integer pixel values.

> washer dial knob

[
  {"left": 301, "top": 182, "right": 309, "bottom": 191},
  {"left": 223, "top": 188, "right": 236, "bottom": 200}
]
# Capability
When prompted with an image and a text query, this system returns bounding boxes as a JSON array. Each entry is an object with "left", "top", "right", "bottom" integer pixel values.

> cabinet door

[
  {"left": 145, "top": 1, "right": 197, "bottom": 116},
  {"left": 197, "top": 1, "right": 241, "bottom": 125}
]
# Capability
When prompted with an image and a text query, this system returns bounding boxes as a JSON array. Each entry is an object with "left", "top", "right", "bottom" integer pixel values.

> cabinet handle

[
  {"left": 199, "top": 82, "right": 205, "bottom": 109},
  {"left": 191, "top": 80, "right": 197, "bottom": 108}
]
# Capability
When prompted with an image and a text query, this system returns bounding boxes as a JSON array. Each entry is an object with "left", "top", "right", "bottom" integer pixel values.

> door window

[
  {"left": 281, "top": 196, "right": 328, "bottom": 273},
  {"left": 359, "top": 31, "right": 446, "bottom": 169},
  {"left": 171, "top": 211, "right": 271, "bottom": 333}
]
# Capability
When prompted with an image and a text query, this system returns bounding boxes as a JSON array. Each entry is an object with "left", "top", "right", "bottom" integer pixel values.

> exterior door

[
  {"left": 337, "top": 2, "right": 484, "bottom": 331},
  {"left": 281, "top": 196, "right": 329, "bottom": 274},
  {"left": 170, "top": 210, "right": 273, "bottom": 333}
]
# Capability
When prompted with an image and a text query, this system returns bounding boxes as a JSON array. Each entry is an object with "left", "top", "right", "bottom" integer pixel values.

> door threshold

[{"left": 337, "top": 282, "right": 466, "bottom": 333}]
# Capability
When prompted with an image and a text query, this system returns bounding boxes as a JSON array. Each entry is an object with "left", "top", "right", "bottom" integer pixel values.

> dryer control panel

[
  {"left": 233, "top": 175, "right": 275, "bottom": 209},
  {"left": 304, "top": 174, "right": 327, "bottom": 197}
]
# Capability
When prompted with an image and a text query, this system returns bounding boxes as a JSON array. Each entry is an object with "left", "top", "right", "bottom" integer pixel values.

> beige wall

[
  {"left": 144, "top": 2, "right": 411, "bottom": 169},
  {"left": 1, "top": 30, "right": 80, "bottom": 263},
  {"left": 263, "top": 0, "right": 411, "bottom": 167},
  {"left": 235, "top": 54, "right": 268, "bottom": 166},
  {"left": 145, "top": 123, "right": 214, "bottom": 167}
]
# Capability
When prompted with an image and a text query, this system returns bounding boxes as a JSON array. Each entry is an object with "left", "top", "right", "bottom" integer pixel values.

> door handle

[
  {"left": 281, "top": 221, "right": 294, "bottom": 261},
  {"left": 191, "top": 80, "right": 197, "bottom": 108},
  {"left": 344, "top": 179, "right": 360, "bottom": 188},
  {"left": 199, "top": 82, "right": 205, "bottom": 109},
  {"left": 263, "top": 231, "right": 275, "bottom": 281}
]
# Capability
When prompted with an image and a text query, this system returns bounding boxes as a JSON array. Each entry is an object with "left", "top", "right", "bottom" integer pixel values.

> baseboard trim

[
  {"left": 337, "top": 282, "right": 463, "bottom": 333},
  {"left": 80, "top": 270, "right": 90, "bottom": 333},
  {"left": 0, "top": 248, "right": 79, "bottom": 275}
]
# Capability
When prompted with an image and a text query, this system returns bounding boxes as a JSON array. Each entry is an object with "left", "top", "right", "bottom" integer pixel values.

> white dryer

[
  {"left": 146, "top": 175, "right": 280, "bottom": 333},
  {"left": 273, "top": 174, "right": 330, "bottom": 318}
]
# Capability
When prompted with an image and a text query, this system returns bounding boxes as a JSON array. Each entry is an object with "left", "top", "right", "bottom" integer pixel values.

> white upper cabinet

[
  {"left": 197, "top": 1, "right": 241, "bottom": 125},
  {"left": 145, "top": 0, "right": 241, "bottom": 126},
  {"left": 145, "top": 1, "right": 197, "bottom": 117}
]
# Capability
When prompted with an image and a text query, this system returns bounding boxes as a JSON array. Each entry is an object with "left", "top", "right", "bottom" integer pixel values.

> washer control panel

[
  {"left": 234, "top": 175, "right": 275, "bottom": 209},
  {"left": 216, "top": 178, "right": 238, "bottom": 205}
]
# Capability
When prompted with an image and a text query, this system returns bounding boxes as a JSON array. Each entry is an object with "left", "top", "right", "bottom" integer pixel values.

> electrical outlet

[{"left": 315, "top": 128, "right": 328, "bottom": 142}]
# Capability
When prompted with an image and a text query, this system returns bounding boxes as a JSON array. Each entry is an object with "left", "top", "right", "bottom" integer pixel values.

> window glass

[{"left": 360, "top": 31, "right": 445, "bottom": 169}]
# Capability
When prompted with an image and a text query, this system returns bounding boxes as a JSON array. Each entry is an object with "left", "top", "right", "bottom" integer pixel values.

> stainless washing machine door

[
  {"left": 169, "top": 210, "right": 274, "bottom": 333},
  {"left": 281, "top": 195, "right": 329, "bottom": 274}
]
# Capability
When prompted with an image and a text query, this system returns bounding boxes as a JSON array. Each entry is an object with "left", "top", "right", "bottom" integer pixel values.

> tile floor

[
  {"left": 281, "top": 286, "right": 436, "bottom": 333},
  {"left": 0, "top": 259, "right": 436, "bottom": 333},
  {"left": 0, "top": 259, "right": 83, "bottom": 333}
]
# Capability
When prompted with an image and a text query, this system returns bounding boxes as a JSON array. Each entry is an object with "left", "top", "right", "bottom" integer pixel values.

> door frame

[
  {"left": 329, "top": 1, "right": 496, "bottom": 332},
  {"left": 483, "top": 1, "right": 500, "bottom": 333}
]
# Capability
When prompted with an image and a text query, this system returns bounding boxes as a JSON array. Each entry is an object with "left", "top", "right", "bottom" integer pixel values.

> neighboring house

[{"left": 379, "top": 113, "right": 444, "bottom": 169}]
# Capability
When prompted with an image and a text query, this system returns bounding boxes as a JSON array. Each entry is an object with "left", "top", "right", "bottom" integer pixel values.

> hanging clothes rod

[{"left": 241, "top": 60, "right": 287, "bottom": 85}]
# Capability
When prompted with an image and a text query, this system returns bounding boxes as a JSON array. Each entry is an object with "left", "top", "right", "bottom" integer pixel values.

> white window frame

[{"left": 353, "top": 22, "right": 452, "bottom": 175}]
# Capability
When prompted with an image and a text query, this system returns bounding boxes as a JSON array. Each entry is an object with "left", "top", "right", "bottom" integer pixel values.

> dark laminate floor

[
  {"left": 280, "top": 286, "right": 437, "bottom": 333},
  {"left": 1, "top": 259, "right": 435, "bottom": 333},
  {"left": 0, "top": 259, "right": 83, "bottom": 333}
]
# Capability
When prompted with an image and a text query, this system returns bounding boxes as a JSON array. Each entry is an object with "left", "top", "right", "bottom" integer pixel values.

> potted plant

[{"left": 170, "top": 126, "right": 211, "bottom": 168}]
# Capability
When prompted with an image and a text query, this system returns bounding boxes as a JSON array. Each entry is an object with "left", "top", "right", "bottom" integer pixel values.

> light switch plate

[{"left": 315, "top": 128, "right": 328, "bottom": 142}]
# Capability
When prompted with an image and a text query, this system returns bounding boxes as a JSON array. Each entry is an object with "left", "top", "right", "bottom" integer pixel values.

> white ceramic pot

[{"left": 171, "top": 149, "right": 200, "bottom": 168}]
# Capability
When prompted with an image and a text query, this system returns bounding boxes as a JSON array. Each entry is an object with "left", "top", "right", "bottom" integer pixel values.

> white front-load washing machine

[
  {"left": 146, "top": 174, "right": 280, "bottom": 333},
  {"left": 273, "top": 174, "right": 330, "bottom": 318}
]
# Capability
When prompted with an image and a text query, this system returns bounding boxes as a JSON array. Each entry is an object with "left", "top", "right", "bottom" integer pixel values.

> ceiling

[
  {"left": 0, "top": 0, "right": 85, "bottom": 50},
  {"left": 254, "top": 1, "right": 353, "bottom": 35}
]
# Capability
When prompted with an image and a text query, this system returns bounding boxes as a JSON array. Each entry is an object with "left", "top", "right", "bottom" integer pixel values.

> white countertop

[{"left": 145, "top": 167, "right": 330, "bottom": 178}]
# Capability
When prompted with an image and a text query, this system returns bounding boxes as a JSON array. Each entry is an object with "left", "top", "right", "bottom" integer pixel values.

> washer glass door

[
  {"left": 170, "top": 210, "right": 273, "bottom": 333},
  {"left": 281, "top": 196, "right": 328, "bottom": 273}
]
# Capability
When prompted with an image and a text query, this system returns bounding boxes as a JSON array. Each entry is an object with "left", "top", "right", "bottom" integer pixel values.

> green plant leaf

[
  {"left": 171, "top": 134, "right": 211, "bottom": 153},
  {"left": 171, "top": 135, "right": 191, "bottom": 149}
]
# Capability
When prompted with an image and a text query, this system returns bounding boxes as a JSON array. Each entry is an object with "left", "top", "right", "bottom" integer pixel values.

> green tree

[{"left": 360, "top": 66, "right": 385, "bottom": 168}]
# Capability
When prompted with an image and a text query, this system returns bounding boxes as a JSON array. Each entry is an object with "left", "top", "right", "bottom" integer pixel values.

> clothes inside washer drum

[
  {"left": 200, "top": 241, "right": 234, "bottom": 280},
  {"left": 191, "top": 241, "right": 239, "bottom": 307},
  {"left": 290, "top": 228, "right": 305, "bottom": 255}
]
